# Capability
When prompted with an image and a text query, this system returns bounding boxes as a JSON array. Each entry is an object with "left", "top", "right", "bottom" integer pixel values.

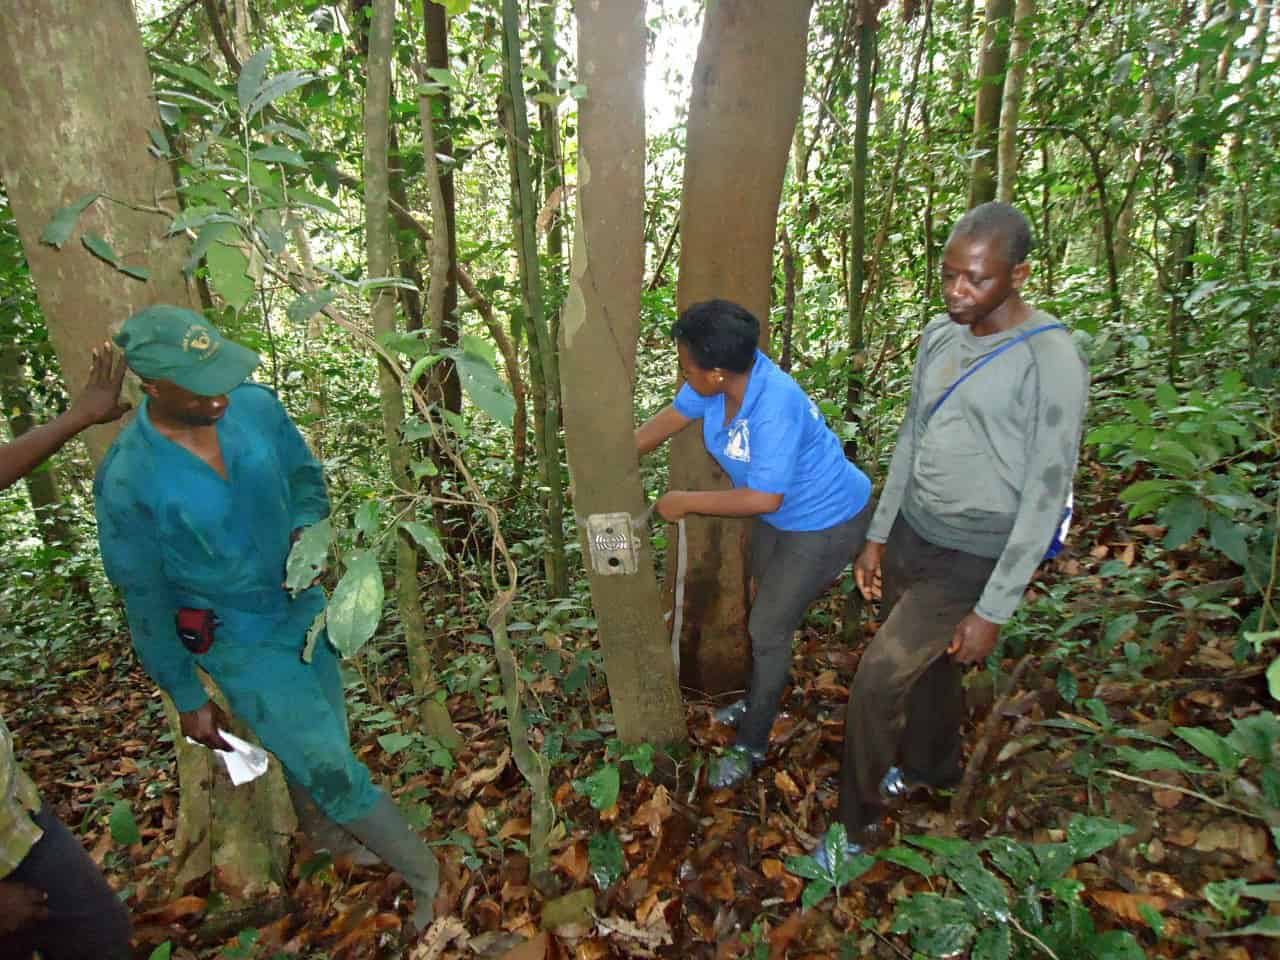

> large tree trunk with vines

[{"left": 967, "top": 0, "right": 1012, "bottom": 208}]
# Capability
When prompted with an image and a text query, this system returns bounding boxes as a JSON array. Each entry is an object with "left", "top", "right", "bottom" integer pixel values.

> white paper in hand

[{"left": 185, "top": 729, "right": 270, "bottom": 786}]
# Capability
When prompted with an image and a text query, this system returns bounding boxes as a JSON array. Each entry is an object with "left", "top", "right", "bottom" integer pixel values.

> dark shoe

[
  {"left": 707, "top": 744, "right": 766, "bottom": 788},
  {"left": 879, "top": 764, "right": 962, "bottom": 801},
  {"left": 712, "top": 698, "right": 748, "bottom": 728},
  {"left": 343, "top": 791, "right": 440, "bottom": 929}
]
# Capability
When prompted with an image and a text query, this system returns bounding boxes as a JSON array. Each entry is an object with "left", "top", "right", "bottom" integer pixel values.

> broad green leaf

[
  {"left": 206, "top": 239, "right": 254, "bottom": 311},
  {"left": 943, "top": 850, "right": 1010, "bottom": 921},
  {"left": 784, "top": 853, "right": 829, "bottom": 881},
  {"left": 1240, "top": 883, "right": 1280, "bottom": 902},
  {"left": 460, "top": 333, "right": 497, "bottom": 365},
  {"left": 287, "top": 288, "right": 337, "bottom": 324},
  {"left": 1032, "top": 842, "right": 1075, "bottom": 882},
  {"left": 1057, "top": 668, "right": 1079, "bottom": 703},
  {"left": 891, "top": 893, "right": 976, "bottom": 956},
  {"left": 152, "top": 60, "right": 231, "bottom": 102},
  {"left": 906, "top": 835, "right": 971, "bottom": 858},
  {"left": 377, "top": 732, "right": 415, "bottom": 755},
  {"left": 289, "top": 189, "right": 342, "bottom": 216},
  {"left": 800, "top": 879, "right": 835, "bottom": 910},
  {"left": 1066, "top": 816, "right": 1134, "bottom": 860},
  {"left": 81, "top": 232, "right": 119, "bottom": 266},
  {"left": 1160, "top": 495, "right": 1206, "bottom": 549},
  {"left": 41, "top": 193, "right": 101, "bottom": 247},
  {"left": 1173, "top": 725, "right": 1241, "bottom": 772},
  {"left": 237, "top": 48, "right": 273, "bottom": 113},
  {"left": 440, "top": 0, "right": 471, "bottom": 15},
  {"left": 1088, "top": 929, "right": 1147, "bottom": 958},
  {"left": 148, "top": 942, "right": 174, "bottom": 960},
  {"left": 1112, "top": 745, "right": 1204, "bottom": 774},
  {"left": 1154, "top": 381, "right": 1178, "bottom": 410},
  {"left": 247, "top": 70, "right": 313, "bottom": 119},
  {"left": 285, "top": 518, "right": 331, "bottom": 594},
  {"left": 326, "top": 550, "right": 384, "bottom": 658},
  {"left": 168, "top": 206, "right": 230, "bottom": 235},
  {"left": 878, "top": 845, "right": 934, "bottom": 876},
  {"left": 260, "top": 121, "right": 312, "bottom": 144},
  {"left": 109, "top": 799, "right": 141, "bottom": 845},
  {"left": 1269, "top": 655, "right": 1280, "bottom": 701},
  {"left": 1104, "top": 613, "right": 1139, "bottom": 648},
  {"left": 1207, "top": 511, "right": 1250, "bottom": 567},
  {"left": 984, "top": 837, "right": 1037, "bottom": 887},
  {"left": 972, "top": 924, "right": 1011, "bottom": 960},
  {"left": 252, "top": 146, "right": 308, "bottom": 167},
  {"left": 401, "top": 521, "right": 448, "bottom": 570},
  {"left": 587, "top": 830, "right": 624, "bottom": 888},
  {"left": 1119, "top": 478, "right": 1176, "bottom": 503},
  {"left": 1227, "top": 712, "right": 1280, "bottom": 761},
  {"left": 573, "top": 763, "right": 620, "bottom": 811},
  {"left": 442, "top": 347, "right": 514, "bottom": 426},
  {"left": 354, "top": 501, "right": 380, "bottom": 540},
  {"left": 1211, "top": 916, "right": 1280, "bottom": 938}
]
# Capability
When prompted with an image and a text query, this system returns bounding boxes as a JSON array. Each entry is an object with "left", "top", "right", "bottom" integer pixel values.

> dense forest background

[{"left": 0, "top": 0, "right": 1277, "bottom": 957}]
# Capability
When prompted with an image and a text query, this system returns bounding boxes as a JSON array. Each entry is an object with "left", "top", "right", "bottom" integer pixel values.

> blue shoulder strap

[{"left": 924, "top": 322, "right": 1066, "bottom": 423}]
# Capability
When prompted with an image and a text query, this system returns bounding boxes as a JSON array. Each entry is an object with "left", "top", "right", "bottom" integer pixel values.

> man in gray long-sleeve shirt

[{"left": 833, "top": 202, "right": 1089, "bottom": 852}]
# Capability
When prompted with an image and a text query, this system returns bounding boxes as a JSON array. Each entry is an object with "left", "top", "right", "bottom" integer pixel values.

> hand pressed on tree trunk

[{"left": 180, "top": 701, "right": 233, "bottom": 751}]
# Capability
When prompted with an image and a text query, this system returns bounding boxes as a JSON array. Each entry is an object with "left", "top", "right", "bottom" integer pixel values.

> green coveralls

[{"left": 95, "top": 384, "right": 378, "bottom": 823}]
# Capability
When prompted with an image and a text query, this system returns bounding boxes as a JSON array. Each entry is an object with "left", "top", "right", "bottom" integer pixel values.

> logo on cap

[{"left": 182, "top": 324, "right": 221, "bottom": 360}]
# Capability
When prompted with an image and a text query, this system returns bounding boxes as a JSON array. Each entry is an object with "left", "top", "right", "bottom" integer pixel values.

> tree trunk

[
  {"left": 671, "top": 0, "right": 813, "bottom": 694},
  {"left": 0, "top": 0, "right": 292, "bottom": 897},
  {"left": 844, "top": 0, "right": 878, "bottom": 461},
  {"left": 501, "top": 0, "right": 568, "bottom": 598},
  {"left": 563, "top": 0, "right": 687, "bottom": 746},
  {"left": 968, "top": 0, "right": 1013, "bottom": 209},
  {"left": 994, "top": 0, "right": 1032, "bottom": 203}
]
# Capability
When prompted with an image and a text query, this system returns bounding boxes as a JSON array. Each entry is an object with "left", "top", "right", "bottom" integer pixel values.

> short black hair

[
  {"left": 948, "top": 202, "right": 1035, "bottom": 265},
  {"left": 670, "top": 299, "right": 760, "bottom": 373}
]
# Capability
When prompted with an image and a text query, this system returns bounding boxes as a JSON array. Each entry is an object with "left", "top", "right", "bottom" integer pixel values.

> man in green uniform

[
  {"left": 94, "top": 306, "right": 438, "bottom": 928},
  {"left": 1, "top": 344, "right": 133, "bottom": 960},
  {"left": 831, "top": 203, "right": 1089, "bottom": 858}
]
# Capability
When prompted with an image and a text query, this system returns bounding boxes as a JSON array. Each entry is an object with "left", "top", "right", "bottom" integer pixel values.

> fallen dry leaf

[
  {"left": 498, "top": 817, "right": 531, "bottom": 840},
  {"left": 632, "top": 784, "right": 673, "bottom": 836},
  {"left": 1087, "top": 890, "right": 1172, "bottom": 924},
  {"left": 760, "top": 858, "right": 786, "bottom": 881},
  {"left": 773, "top": 770, "right": 802, "bottom": 798},
  {"left": 454, "top": 747, "right": 511, "bottom": 797},
  {"left": 598, "top": 912, "right": 674, "bottom": 948}
]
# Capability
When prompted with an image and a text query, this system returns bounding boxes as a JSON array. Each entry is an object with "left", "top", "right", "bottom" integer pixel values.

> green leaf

[
  {"left": 906, "top": 835, "right": 971, "bottom": 858},
  {"left": 878, "top": 845, "right": 934, "bottom": 876},
  {"left": 1240, "top": 883, "right": 1280, "bottom": 902},
  {"left": 1160, "top": 495, "right": 1206, "bottom": 549},
  {"left": 1067, "top": 816, "right": 1134, "bottom": 860},
  {"left": 1032, "top": 842, "right": 1075, "bottom": 882},
  {"left": 252, "top": 145, "right": 308, "bottom": 167},
  {"left": 377, "top": 732, "right": 415, "bottom": 755},
  {"left": 1057, "top": 668, "right": 1079, "bottom": 703},
  {"left": 1269, "top": 655, "right": 1280, "bottom": 701},
  {"left": 109, "top": 799, "right": 141, "bottom": 846},
  {"left": 298, "top": 850, "right": 334, "bottom": 881},
  {"left": 1104, "top": 613, "right": 1139, "bottom": 648},
  {"left": 401, "top": 521, "right": 448, "bottom": 570},
  {"left": 984, "top": 836, "right": 1038, "bottom": 887},
  {"left": 943, "top": 850, "right": 1010, "bottom": 921},
  {"left": 285, "top": 519, "right": 331, "bottom": 595},
  {"left": 246, "top": 70, "right": 313, "bottom": 119},
  {"left": 1088, "top": 929, "right": 1147, "bottom": 958},
  {"left": 1227, "top": 712, "right": 1280, "bottom": 761},
  {"left": 440, "top": 0, "right": 472, "bottom": 14},
  {"left": 41, "top": 193, "right": 100, "bottom": 247},
  {"left": 237, "top": 48, "right": 273, "bottom": 113},
  {"left": 152, "top": 60, "right": 231, "bottom": 102},
  {"left": 288, "top": 189, "right": 342, "bottom": 216},
  {"left": 1173, "top": 725, "right": 1241, "bottom": 772},
  {"left": 301, "top": 610, "right": 325, "bottom": 665},
  {"left": 573, "top": 764, "right": 620, "bottom": 811},
  {"left": 286, "top": 288, "right": 337, "bottom": 324},
  {"left": 1155, "top": 381, "right": 1179, "bottom": 410},
  {"left": 1208, "top": 511, "right": 1250, "bottom": 567},
  {"left": 587, "top": 830, "right": 624, "bottom": 888},
  {"left": 442, "top": 347, "right": 514, "bottom": 426},
  {"left": 148, "top": 942, "right": 174, "bottom": 960},
  {"left": 972, "top": 924, "right": 1011, "bottom": 960},
  {"left": 783, "top": 853, "right": 825, "bottom": 881},
  {"left": 800, "top": 879, "right": 835, "bottom": 910},
  {"left": 326, "top": 549, "right": 384, "bottom": 658},
  {"left": 1112, "top": 745, "right": 1204, "bottom": 774},
  {"left": 890, "top": 893, "right": 976, "bottom": 956},
  {"left": 81, "top": 232, "right": 120, "bottom": 266},
  {"left": 1211, "top": 916, "right": 1280, "bottom": 938},
  {"left": 205, "top": 239, "right": 254, "bottom": 311}
]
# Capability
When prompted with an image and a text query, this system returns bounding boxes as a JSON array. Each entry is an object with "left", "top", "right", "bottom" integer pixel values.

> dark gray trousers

[
  {"left": 0, "top": 803, "right": 132, "bottom": 960},
  {"left": 838, "top": 516, "right": 997, "bottom": 838},
  {"left": 735, "top": 503, "right": 873, "bottom": 752}
]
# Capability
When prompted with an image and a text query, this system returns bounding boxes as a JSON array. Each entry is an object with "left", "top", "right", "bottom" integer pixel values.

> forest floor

[{"left": 4, "top": 458, "right": 1278, "bottom": 960}]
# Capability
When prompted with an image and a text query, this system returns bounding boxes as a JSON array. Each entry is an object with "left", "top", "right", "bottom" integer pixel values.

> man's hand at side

[
  {"left": 854, "top": 541, "right": 884, "bottom": 601},
  {"left": 0, "top": 880, "right": 49, "bottom": 936},
  {"left": 180, "top": 701, "right": 233, "bottom": 751},
  {"left": 948, "top": 612, "right": 1001, "bottom": 665}
]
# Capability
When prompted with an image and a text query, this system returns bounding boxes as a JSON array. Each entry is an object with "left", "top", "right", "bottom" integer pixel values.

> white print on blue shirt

[{"left": 725, "top": 419, "right": 751, "bottom": 462}]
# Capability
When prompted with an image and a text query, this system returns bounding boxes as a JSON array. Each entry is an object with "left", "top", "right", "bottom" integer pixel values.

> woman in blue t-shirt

[{"left": 635, "top": 299, "right": 873, "bottom": 788}]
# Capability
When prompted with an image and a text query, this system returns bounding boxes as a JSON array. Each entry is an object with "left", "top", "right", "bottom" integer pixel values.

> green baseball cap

[{"left": 114, "top": 305, "right": 260, "bottom": 396}]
